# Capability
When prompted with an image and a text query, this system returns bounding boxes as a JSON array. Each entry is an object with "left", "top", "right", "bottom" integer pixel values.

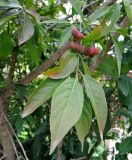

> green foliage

[{"left": 0, "top": 0, "right": 132, "bottom": 159}]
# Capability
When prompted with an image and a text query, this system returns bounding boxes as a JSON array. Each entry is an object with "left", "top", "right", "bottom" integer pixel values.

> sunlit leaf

[
  {"left": 18, "top": 12, "right": 34, "bottom": 45},
  {"left": 50, "top": 78, "right": 84, "bottom": 154},
  {"left": 42, "top": 19, "right": 69, "bottom": 24},
  {"left": 75, "top": 101, "right": 92, "bottom": 146},
  {"left": 83, "top": 76, "right": 107, "bottom": 139},
  {"left": 45, "top": 51, "right": 78, "bottom": 79},
  {"left": 87, "top": 5, "right": 111, "bottom": 24},
  {"left": 123, "top": 0, "right": 132, "bottom": 24},
  {"left": 22, "top": 78, "right": 62, "bottom": 118},
  {"left": 69, "top": 0, "right": 83, "bottom": 18},
  {"left": 59, "top": 26, "right": 72, "bottom": 47}
]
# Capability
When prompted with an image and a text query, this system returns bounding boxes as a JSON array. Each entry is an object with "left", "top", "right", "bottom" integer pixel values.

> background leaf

[
  {"left": 69, "top": 0, "right": 83, "bottom": 18},
  {"left": 83, "top": 76, "right": 107, "bottom": 139},
  {"left": 0, "top": 32, "right": 14, "bottom": 59},
  {"left": 111, "top": 35, "right": 123, "bottom": 75},
  {"left": 50, "top": 78, "right": 84, "bottom": 154},
  {"left": 87, "top": 5, "right": 111, "bottom": 24},
  {"left": 123, "top": 0, "right": 132, "bottom": 24},
  {"left": 119, "top": 137, "right": 132, "bottom": 154},
  {"left": 18, "top": 12, "right": 34, "bottom": 45},
  {"left": 75, "top": 101, "right": 92, "bottom": 146}
]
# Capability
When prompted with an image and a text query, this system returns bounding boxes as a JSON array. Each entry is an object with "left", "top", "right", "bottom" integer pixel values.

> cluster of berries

[{"left": 71, "top": 28, "right": 100, "bottom": 57}]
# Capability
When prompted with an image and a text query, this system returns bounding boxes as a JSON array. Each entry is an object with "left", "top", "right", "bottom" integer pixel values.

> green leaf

[
  {"left": 111, "top": 35, "right": 122, "bottom": 75},
  {"left": 22, "top": 78, "right": 62, "bottom": 118},
  {"left": 0, "top": 32, "right": 14, "bottom": 59},
  {"left": 75, "top": 101, "right": 92, "bottom": 146},
  {"left": 81, "top": 60, "right": 90, "bottom": 75},
  {"left": 18, "top": 12, "right": 34, "bottom": 45},
  {"left": 0, "top": 0, "right": 21, "bottom": 8},
  {"left": 83, "top": 76, "right": 107, "bottom": 139},
  {"left": 59, "top": 26, "right": 72, "bottom": 47},
  {"left": 123, "top": 0, "right": 132, "bottom": 24},
  {"left": 102, "top": 4, "right": 121, "bottom": 35},
  {"left": 25, "top": 37, "right": 41, "bottom": 65},
  {"left": 119, "top": 137, "right": 132, "bottom": 154},
  {"left": 45, "top": 51, "right": 78, "bottom": 79},
  {"left": 83, "top": 4, "right": 121, "bottom": 44},
  {"left": 69, "top": 0, "right": 83, "bottom": 18},
  {"left": 87, "top": 6, "right": 111, "bottom": 24},
  {"left": 50, "top": 78, "right": 84, "bottom": 154},
  {"left": 42, "top": 19, "right": 69, "bottom": 24}
]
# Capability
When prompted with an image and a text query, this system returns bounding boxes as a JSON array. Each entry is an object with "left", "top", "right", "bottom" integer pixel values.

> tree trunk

[{"left": 0, "top": 95, "right": 15, "bottom": 160}]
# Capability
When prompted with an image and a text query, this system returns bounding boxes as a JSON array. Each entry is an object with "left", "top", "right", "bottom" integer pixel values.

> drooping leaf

[
  {"left": 0, "top": 32, "right": 14, "bottom": 59},
  {"left": 83, "top": 76, "right": 107, "bottom": 139},
  {"left": 111, "top": 35, "right": 122, "bottom": 75},
  {"left": 22, "top": 78, "right": 62, "bottom": 118},
  {"left": 123, "top": 0, "right": 132, "bottom": 24},
  {"left": 119, "top": 137, "right": 132, "bottom": 154},
  {"left": 69, "top": 0, "right": 83, "bottom": 18},
  {"left": 81, "top": 59, "right": 90, "bottom": 75},
  {"left": 87, "top": 5, "right": 111, "bottom": 24},
  {"left": 45, "top": 51, "right": 78, "bottom": 79},
  {"left": 18, "top": 12, "right": 34, "bottom": 45},
  {"left": 75, "top": 101, "right": 92, "bottom": 146},
  {"left": 50, "top": 78, "right": 84, "bottom": 154}
]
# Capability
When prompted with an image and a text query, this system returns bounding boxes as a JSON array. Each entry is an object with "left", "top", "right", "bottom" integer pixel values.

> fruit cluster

[{"left": 71, "top": 28, "right": 100, "bottom": 57}]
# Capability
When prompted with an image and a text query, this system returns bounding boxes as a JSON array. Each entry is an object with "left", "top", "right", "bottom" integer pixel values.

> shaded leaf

[
  {"left": 22, "top": 78, "right": 62, "bottom": 117},
  {"left": 75, "top": 102, "right": 92, "bottom": 146},
  {"left": 45, "top": 51, "right": 78, "bottom": 79},
  {"left": 119, "top": 137, "right": 132, "bottom": 154},
  {"left": 111, "top": 35, "right": 122, "bottom": 75},
  {"left": 50, "top": 78, "right": 84, "bottom": 154},
  {"left": 0, "top": 32, "right": 14, "bottom": 59},
  {"left": 18, "top": 12, "right": 34, "bottom": 45},
  {"left": 83, "top": 76, "right": 107, "bottom": 139}
]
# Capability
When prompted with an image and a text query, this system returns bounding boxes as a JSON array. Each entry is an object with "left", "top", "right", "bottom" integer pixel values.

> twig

[
  {"left": 3, "top": 114, "right": 29, "bottom": 160},
  {"left": 87, "top": 140, "right": 101, "bottom": 159},
  {"left": 0, "top": 155, "right": 5, "bottom": 160}
]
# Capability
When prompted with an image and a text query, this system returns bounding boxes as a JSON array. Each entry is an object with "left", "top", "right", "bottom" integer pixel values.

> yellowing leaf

[{"left": 45, "top": 51, "right": 78, "bottom": 79}]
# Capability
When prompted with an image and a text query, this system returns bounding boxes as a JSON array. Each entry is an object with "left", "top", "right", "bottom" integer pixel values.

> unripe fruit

[
  {"left": 84, "top": 47, "right": 100, "bottom": 57},
  {"left": 72, "top": 28, "right": 84, "bottom": 39}
]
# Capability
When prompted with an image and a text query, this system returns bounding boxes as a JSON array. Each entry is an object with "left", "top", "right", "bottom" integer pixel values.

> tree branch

[{"left": 17, "top": 42, "right": 71, "bottom": 84}]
